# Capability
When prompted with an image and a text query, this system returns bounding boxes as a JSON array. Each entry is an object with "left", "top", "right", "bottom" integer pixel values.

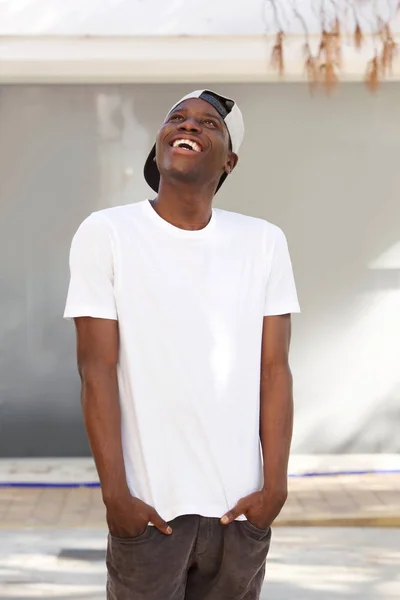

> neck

[{"left": 151, "top": 179, "right": 216, "bottom": 231}]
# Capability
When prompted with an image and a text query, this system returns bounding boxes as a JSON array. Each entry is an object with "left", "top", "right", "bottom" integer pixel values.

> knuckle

[{"left": 150, "top": 512, "right": 164, "bottom": 526}]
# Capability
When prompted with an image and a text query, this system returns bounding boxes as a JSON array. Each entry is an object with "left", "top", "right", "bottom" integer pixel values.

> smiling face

[{"left": 155, "top": 98, "right": 238, "bottom": 191}]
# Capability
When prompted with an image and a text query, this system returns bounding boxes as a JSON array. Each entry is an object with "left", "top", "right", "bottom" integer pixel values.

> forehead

[{"left": 168, "top": 98, "right": 223, "bottom": 120}]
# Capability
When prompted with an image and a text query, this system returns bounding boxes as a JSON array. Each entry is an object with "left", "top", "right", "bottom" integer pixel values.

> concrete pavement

[
  {"left": 0, "top": 527, "right": 399, "bottom": 599},
  {"left": 1, "top": 455, "right": 400, "bottom": 528},
  {"left": 0, "top": 457, "right": 399, "bottom": 598}
]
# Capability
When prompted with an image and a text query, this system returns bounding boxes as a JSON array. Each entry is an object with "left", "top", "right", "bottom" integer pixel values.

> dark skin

[
  {"left": 75, "top": 317, "right": 171, "bottom": 538},
  {"left": 75, "top": 98, "right": 293, "bottom": 538},
  {"left": 151, "top": 97, "right": 238, "bottom": 229}
]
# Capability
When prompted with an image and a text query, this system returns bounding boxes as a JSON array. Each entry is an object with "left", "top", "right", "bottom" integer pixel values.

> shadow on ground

[{"left": 0, "top": 527, "right": 399, "bottom": 599}]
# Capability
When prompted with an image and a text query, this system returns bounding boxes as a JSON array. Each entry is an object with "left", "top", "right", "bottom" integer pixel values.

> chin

[{"left": 163, "top": 166, "right": 202, "bottom": 185}]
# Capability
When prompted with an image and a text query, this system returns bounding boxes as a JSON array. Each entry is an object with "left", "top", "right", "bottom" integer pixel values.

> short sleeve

[
  {"left": 64, "top": 212, "right": 118, "bottom": 321},
  {"left": 264, "top": 227, "right": 300, "bottom": 316}
]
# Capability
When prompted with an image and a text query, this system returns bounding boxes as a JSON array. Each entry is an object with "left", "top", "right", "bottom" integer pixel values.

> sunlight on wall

[
  {"left": 294, "top": 290, "right": 400, "bottom": 448},
  {"left": 369, "top": 241, "right": 400, "bottom": 270}
]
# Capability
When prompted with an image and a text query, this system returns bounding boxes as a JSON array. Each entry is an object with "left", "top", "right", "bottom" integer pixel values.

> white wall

[
  {"left": 0, "top": 0, "right": 399, "bottom": 35},
  {"left": 0, "top": 0, "right": 270, "bottom": 35},
  {"left": 0, "top": 82, "right": 399, "bottom": 456},
  {"left": 217, "top": 83, "right": 400, "bottom": 453},
  {"left": 2, "top": 1, "right": 400, "bottom": 83}
]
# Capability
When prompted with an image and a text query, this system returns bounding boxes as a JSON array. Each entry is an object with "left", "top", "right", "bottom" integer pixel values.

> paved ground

[
  {"left": 1, "top": 471, "right": 399, "bottom": 529},
  {"left": 0, "top": 527, "right": 399, "bottom": 599},
  {"left": 0, "top": 457, "right": 399, "bottom": 597},
  {"left": 281, "top": 472, "right": 400, "bottom": 527}
]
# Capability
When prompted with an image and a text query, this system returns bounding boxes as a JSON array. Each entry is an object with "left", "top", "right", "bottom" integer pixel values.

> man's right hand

[{"left": 104, "top": 491, "right": 172, "bottom": 538}]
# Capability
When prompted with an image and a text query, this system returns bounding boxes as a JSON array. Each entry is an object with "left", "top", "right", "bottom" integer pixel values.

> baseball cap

[{"left": 144, "top": 89, "right": 244, "bottom": 193}]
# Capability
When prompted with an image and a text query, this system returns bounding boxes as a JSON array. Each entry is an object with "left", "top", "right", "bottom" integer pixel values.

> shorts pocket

[
  {"left": 109, "top": 526, "right": 153, "bottom": 544},
  {"left": 242, "top": 520, "right": 271, "bottom": 542}
]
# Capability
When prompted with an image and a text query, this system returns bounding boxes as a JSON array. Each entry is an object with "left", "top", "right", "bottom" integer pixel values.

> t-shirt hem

[
  {"left": 264, "top": 305, "right": 301, "bottom": 316},
  {"left": 63, "top": 306, "right": 118, "bottom": 321},
  {"left": 148, "top": 504, "right": 247, "bottom": 525}
]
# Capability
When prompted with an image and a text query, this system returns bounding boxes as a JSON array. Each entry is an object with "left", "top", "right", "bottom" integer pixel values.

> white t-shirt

[{"left": 64, "top": 199, "right": 300, "bottom": 522}]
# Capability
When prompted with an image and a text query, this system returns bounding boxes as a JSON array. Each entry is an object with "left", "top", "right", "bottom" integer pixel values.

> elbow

[
  {"left": 78, "top": 362, "right": 118, "bottom": 412},
  {"left": 77, "top": 353, "right": 116, "bottom": 376},
  {"left": 261, "top": 362, "right": 292, "bottom": 384},
  {"left": 77, "top": 360, "right": 117, "bottom": 389}
]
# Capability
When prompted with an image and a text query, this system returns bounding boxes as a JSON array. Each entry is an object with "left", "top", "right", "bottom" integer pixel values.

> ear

[{"left": 225, "top": 152, "right": 238, "bottom": 175}]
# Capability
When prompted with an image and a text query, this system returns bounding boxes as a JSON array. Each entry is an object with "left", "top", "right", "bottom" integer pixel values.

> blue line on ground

[{"left": 0, "top": 469, "right": 399, "bottom": 488}]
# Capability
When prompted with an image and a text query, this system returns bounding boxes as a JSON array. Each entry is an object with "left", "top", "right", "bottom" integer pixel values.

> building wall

[
  {"left": 1, "top": 82, "right": 399, "bottom": 456},
  {"left": 0, "top": 0, "right": 398, "bottom": 36},
  {"left": 2, "top": 1, "right": 400, "bottom": 84}
]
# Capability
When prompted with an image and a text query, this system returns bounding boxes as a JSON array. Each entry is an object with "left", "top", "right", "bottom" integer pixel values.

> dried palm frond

[
  {"left": 270, "top": 31, "right": 285, "bottom": 77},
  {"left": 354, "top": 23, "right": 364, "bottom": 50},
  {"left": 332, "top": 18, "right": 342, "bottom": 67},
  {"left": 365, "top": 55, "right": 380, "bottom": 92},
  {"left": 319, "top": 29, "right": 340, "bottom": 68},
  {"left": 304, "top": 43, "right": 320, "bottom": 93},
  {"left": 318, "top": 29, "right": 328, "bottom": 59},
  {"left": 320, "top": 61, "right": 338, "bottom": 94},
  {"left": 380, "top": 25, "right": 397, "bottom": 76}
]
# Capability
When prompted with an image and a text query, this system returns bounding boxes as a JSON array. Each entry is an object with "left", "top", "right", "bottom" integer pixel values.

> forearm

[
  {"left": 80, "top": 366, "right": 129, "bottom": 503},
  {"left": 260, "top": 364, "right": 293, "bottom": 490}
]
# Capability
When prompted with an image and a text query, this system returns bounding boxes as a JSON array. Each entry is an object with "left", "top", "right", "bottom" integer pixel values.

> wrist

[
  {"left": 262, "top": 475, "right": 288, "bottom": 494},
  {"left": 102, "top": 484, "right": 131, "bottom": 506}
]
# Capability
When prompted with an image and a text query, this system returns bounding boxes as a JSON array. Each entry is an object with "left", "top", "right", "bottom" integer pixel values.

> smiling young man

[{"left": 64, "top": 90, "right": 300, "bottom": 600}]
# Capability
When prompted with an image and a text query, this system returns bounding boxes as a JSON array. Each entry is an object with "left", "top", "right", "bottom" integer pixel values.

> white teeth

[{"left": 172, "top": 139, "right": 201, "bottom": 152}]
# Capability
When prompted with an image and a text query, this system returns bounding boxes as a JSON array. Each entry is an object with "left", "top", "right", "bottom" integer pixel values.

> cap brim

[
  {"left": 144, "top": 144, "right": 160, "bottom": 193},
  {"left": 144, "top": 144, "right": 228, "bottom": 194}
]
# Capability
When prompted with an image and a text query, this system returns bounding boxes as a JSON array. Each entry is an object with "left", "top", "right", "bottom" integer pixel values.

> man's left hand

[{"left": 220, "top": 486, "right": 288, "bottom": 529}]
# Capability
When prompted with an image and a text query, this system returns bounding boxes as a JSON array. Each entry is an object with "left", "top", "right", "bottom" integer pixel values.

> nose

[{"left": 177, "top": 117, "right": 201, "bottom": 133}]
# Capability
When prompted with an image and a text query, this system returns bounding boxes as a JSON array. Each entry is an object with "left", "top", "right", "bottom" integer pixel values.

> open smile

[{"left": 170, "top": 138, "right": 203, "bottom": 153}]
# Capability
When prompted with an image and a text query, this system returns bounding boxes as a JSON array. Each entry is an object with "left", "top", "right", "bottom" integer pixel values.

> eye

[
  {"left": 202, "top": 118, "right": 217, "bottom": 128},
  {"left": 169, "top": 114, "right": 184, "bottom": 122}
]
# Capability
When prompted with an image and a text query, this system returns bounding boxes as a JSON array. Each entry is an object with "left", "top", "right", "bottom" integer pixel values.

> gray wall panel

[{"left": 1, "top": 83, "right": 399, "bottom": 456}]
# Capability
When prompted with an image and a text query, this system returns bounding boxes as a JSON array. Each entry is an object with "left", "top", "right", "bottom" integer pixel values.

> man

[{"left": 64, "top": 90, "right": 300, "bottom": 600}]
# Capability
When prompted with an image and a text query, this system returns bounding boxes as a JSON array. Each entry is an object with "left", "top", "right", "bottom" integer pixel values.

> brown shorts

[{"left": 107, "top": 514, "right": 271, "bottom": 600}]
